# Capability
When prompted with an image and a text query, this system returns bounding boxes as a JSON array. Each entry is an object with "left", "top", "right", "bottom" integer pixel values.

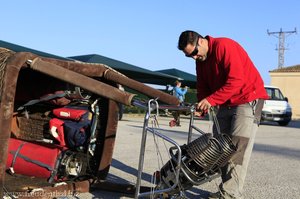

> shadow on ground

[{"left": 90, "top": 158, "right": 213, "bottom": 198}]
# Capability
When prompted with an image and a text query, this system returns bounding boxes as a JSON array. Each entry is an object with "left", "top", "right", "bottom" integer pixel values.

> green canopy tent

[
  {"left": 156, "top": 68, "right": 197, "bottom": 89},
  {"left": 0, "top": 40, "right": 182, "bottom": 87},
  {"left": 0, "top": 40, "right": 72, "bottom": 61},
  {"left": 69, "top": 54, "right": 181, "bottom": 86}
]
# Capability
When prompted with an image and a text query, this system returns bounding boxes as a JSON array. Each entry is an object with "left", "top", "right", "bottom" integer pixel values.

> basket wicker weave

[
  {"left": 12, "top": 105, "right": 52, "bottom": 141},
  {"left": 14, "top": 111, "right": 52, "bottom": 141}
]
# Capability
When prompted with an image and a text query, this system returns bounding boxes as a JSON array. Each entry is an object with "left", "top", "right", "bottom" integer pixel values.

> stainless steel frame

[{"left": 133, "top": 99, "right": 218, "bottom": 198}]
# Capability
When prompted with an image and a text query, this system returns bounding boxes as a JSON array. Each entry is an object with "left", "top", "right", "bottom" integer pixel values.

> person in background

[
  {"left": 171, "top": 80, "right": 188, "bottom": 127},
  {"left": 118, "top": 84, "right": 125, "bottom": 120},
  {"left": 177, "top": 30, "right": 268, "bottom": 199}
]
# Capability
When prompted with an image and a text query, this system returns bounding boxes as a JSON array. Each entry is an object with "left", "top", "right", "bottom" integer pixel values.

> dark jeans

[{"left": 172, "top": 111, "right": 180, "bottom": 125}]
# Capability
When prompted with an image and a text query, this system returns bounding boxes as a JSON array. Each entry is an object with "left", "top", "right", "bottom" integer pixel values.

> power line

[{"left": 267, "top": 27, "right": 297, "bottom": 69}]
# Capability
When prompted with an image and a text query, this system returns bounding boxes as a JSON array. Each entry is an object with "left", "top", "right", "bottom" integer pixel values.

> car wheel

[{"left": 278, "top": 121, "right": 290, "bottom": 126}]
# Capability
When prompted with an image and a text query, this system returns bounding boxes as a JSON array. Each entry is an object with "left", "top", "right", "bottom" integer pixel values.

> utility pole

[{"left": 267, "top": 28, "right": 297, "bottom": 69}]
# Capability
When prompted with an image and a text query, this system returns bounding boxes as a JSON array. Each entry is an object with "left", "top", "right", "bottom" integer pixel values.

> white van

[{"left": 261, "top": 85, "right": 292, "bottom": 126}]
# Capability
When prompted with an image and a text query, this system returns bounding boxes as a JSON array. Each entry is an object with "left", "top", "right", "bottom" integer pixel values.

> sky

[{"left": 1, "top": 1, "right": 300, "bottom": 85}]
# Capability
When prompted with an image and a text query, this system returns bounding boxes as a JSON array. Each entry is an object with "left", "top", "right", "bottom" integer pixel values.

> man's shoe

[
  {"left": 208, "top": 192, "right": 222, "bottom": 199},
  {"left": 207, "top": 191, "right": 233, "bottom": 199},
  {"left": 169, "top": 119, "right": 177, "bottom": 127}
]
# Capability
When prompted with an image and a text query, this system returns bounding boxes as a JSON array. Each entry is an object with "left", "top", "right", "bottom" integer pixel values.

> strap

[
  {"left": 9, "top": 150, "right": 54, "bottom": 171},
  {"left": 9, "top": 141, "right": 27, "bottom": 174},
  {"left": 254, "top": 99, "right": 265, "bottom": 124},
  {"left": 17, "top": 92, "right": 66, "bottom": 111}
]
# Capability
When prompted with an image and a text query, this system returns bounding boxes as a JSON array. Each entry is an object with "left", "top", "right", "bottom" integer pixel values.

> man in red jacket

[{"left": 178, "top": 30, "right": 268, "bottom": 199}]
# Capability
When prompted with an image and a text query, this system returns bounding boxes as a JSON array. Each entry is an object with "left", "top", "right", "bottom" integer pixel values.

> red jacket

[{"left": 196, "top": 36, "right": 268, "bottom": 106}]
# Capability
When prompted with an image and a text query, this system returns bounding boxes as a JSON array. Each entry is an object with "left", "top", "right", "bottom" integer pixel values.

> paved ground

[{"left": 78, "top": 114, "right": 300, "bottom": 199}]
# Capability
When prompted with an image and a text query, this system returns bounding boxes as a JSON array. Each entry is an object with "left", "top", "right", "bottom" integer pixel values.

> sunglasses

[{"left": 186, "top": 38, "right": 199, "bottom": 57}]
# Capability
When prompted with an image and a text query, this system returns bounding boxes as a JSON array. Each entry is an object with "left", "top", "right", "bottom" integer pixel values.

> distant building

[{"left": 269, "top": 65, "right": 300, "bottom": 119}]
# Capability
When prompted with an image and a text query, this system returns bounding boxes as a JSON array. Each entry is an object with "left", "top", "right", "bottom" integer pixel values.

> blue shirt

[{"left": 173, "top": 87, "right": 187, "bottom": 102}]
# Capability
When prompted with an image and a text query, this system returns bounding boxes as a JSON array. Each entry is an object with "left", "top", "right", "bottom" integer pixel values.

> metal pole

[{"left": 134, "top": 111, "right": 150, "bottom": 199}]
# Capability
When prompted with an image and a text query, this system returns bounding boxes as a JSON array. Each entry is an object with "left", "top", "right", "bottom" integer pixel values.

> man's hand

[
  {"left": 194, "top": 111, "right": 203, "bottom": 117},
  {"left": 197, "top": 98, "right": 211, "bottom": 112}
]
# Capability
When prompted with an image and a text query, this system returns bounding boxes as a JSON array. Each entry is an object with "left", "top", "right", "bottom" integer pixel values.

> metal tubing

[
  {"left": 188, "top": 110, "right": 207, "bottom": 144},
  {"left": 179, "top": 168, "right": 220, "bottom": 186},
  {"left": 29, "top": 58, "right": 135, "bottom": 106},
  {"left": 104, "top": 69, "right": 180, "bottom": 105},
  {"left": 136, "top": 128, "right": 182, "bottom": 198},
  {"left": 134, "top": 111, "right": 150, "bottom": 199},
  {"left": 134, "top": 101, "right": 221, "bottom": 198},
  {"left": 188, "top": 110, "right": 195, "bottom": 144},
  {"left": 134, "top": 100, "right": 183, "bottom": 198},
  {"left": 39, "top": 57, "right": 180, "bottom": 106}
]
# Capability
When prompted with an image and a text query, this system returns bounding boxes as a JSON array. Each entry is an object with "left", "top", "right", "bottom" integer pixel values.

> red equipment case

[{"left": 6, "top": 138, "right": 62, "bottom": 181}]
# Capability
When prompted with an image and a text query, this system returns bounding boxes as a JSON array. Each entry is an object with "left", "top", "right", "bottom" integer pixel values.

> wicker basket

[{"left": 13, "top": 111, "right": 52, "bottom": 141}]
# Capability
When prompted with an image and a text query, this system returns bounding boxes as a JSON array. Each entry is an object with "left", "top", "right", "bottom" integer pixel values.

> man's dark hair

[{"left": 177, "top": 30, "right": 203, "bottom": 50}]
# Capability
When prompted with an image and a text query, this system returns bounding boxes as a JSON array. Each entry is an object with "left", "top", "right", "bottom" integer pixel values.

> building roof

[
  {"left": 156, "top": 68, "right": 197, "bottom": 88},
  {"left": 69, "top": 54, "right": 181, "bottom": 85},
  {"left": 269, "top": 65, "right": 300, "bottom": 72}
]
